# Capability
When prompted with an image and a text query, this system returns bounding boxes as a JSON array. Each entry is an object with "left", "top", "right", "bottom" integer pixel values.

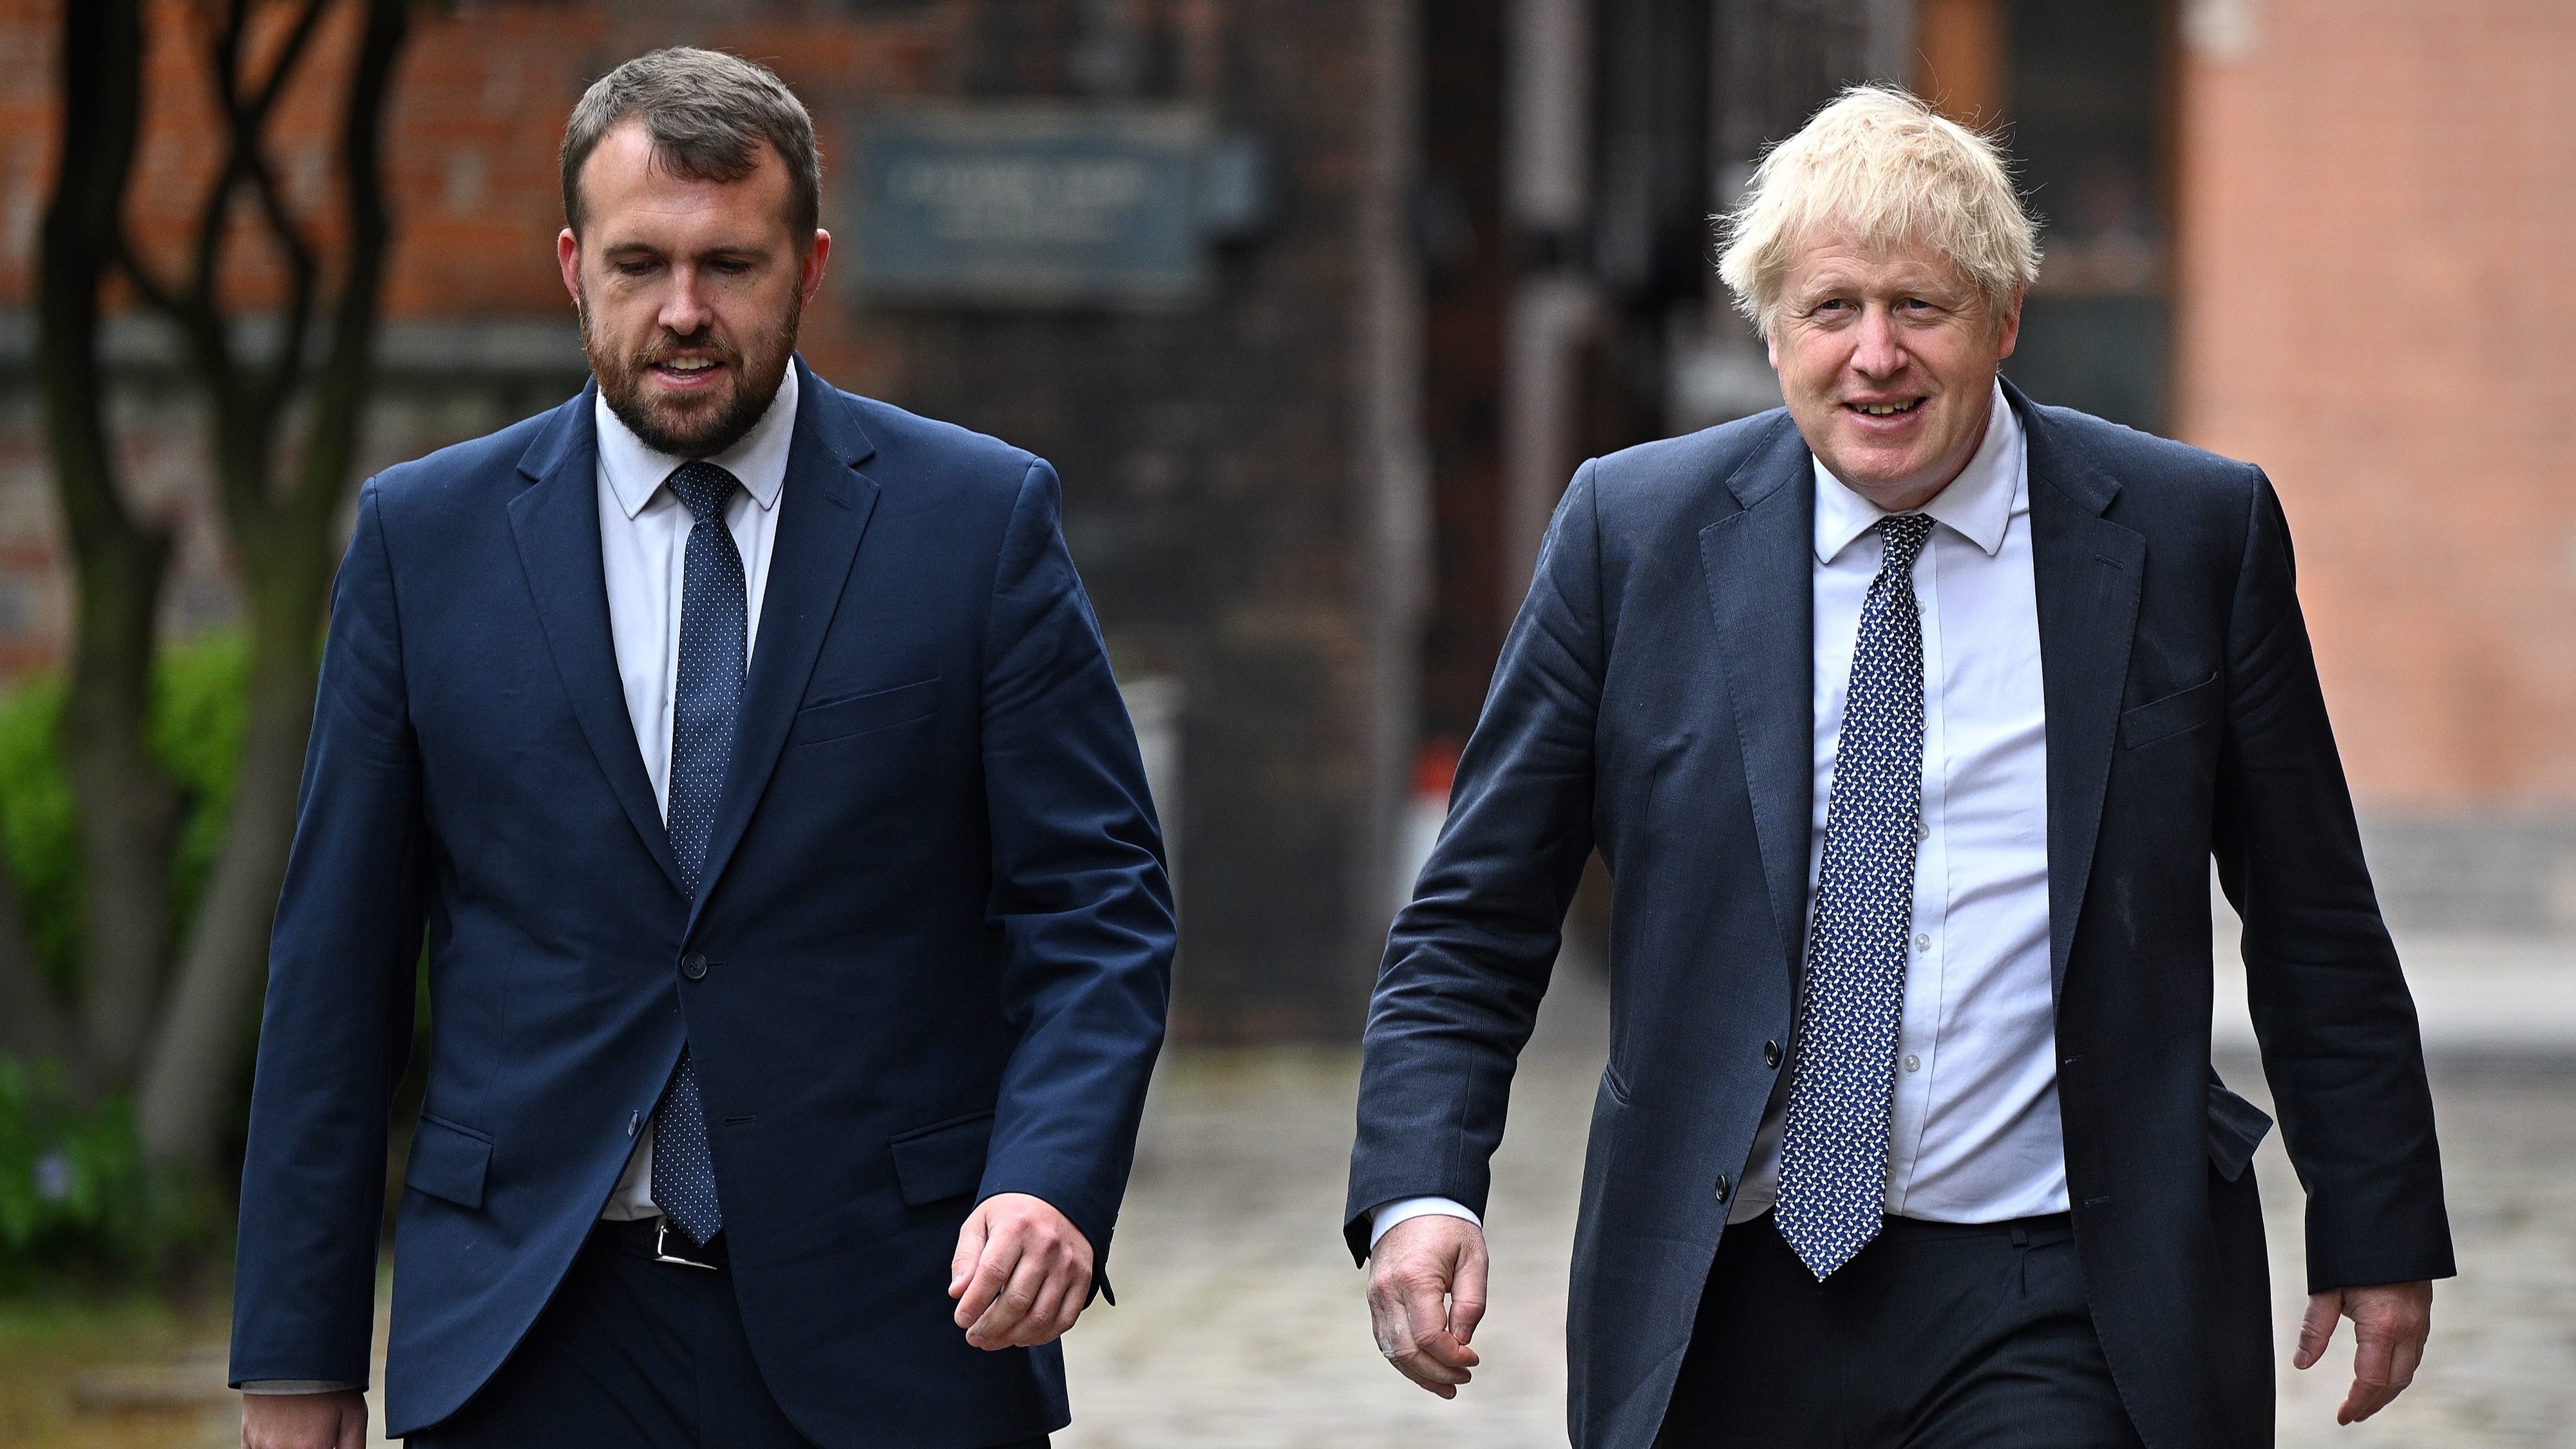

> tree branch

[
  {"left": 247, "top": 0, "right": 336, "bottom": 124},
  {"left": 238, "top": 140, "right": 321, "bottom": 451},
  {"left": 290, "top": 0, "right": 406, "bottom": 527}
]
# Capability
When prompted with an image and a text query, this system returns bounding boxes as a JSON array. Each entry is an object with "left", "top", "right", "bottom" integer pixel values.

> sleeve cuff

[
  {"left": 238, "top": 1381, "right": 364, "bottom": 1394},
  {"left": 1368, "top": 1196, "right": 1481, "bottom": 1252}
]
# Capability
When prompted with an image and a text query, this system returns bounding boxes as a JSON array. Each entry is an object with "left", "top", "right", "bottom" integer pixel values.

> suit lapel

[
  {"left": 688, "top": 359, "right": 882, "bottom": 924},
  {"left": 508, "top": 384, "right": 686, "bottom": 893},
  {"left": 1700, "top": 414, "right": 1818, "bottom": 980},
  {"left": 2014, "top": 381, "right": 2146, "bottom": 997}
]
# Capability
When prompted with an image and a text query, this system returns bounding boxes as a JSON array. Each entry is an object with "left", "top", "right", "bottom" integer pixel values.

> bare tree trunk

[
  {"left": 0, "top": 850, "right": 71, "bottom": 1065},
  {"left": 137, "top": 0, "right": 409, "bottom": 1167},
  {"left": 35, "top": 0, "right": 180, "bottom": 1097},
  {"left": 136, "top": 574, "right": 328, "bottom": 1163}
]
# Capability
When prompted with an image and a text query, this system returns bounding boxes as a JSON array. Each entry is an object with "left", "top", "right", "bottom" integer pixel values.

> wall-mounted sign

[{"left": 846, "top": 106, "right": 1267, "bottom": 308}]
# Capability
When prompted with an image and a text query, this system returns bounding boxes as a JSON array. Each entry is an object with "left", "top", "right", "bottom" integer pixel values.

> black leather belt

[{"left": 598, "top": 1215, "right": 727, "bottom": 1271}]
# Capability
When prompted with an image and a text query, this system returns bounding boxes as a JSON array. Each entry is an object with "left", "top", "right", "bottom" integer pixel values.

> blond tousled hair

[{"left": 1717, "top": 85, "right": 2039, "bottom": 337}]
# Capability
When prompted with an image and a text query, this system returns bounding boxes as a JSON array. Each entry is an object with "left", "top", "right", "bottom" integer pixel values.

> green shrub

[
  {"left": 0, "top": 635, "right": 247, "bottom": 1286},
  {"left": 0, "top": 634, "right": 248, "bottom": 994},
  {"left": 0, "top": 1057, "right": 211, "bottom": 1291}
]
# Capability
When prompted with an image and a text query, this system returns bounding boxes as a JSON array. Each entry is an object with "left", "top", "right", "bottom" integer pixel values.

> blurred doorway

[{"left": 1928, "top": 0, "right": 2176, "bottom": 432}]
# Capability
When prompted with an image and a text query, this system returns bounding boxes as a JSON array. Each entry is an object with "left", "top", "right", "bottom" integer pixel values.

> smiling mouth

[
  {"left": 649, "top": 357, "right": 723, "bottom": 383},
  {"left": 1846, "top": 399, "right": 1922, "bottom": 417}
]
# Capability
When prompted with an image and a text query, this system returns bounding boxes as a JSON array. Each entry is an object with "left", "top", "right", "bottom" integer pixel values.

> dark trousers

[
  {"left": 1653, "top": 1211, "right": 2143, "bottom": 1449},
  {"left": 412, "top": 1221, "right": 1050, "bottom": 1449}
]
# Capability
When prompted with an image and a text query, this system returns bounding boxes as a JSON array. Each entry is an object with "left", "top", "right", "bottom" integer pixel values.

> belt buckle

[{"left": 654, "top": 1218, "right": 718, "bottom": 1271}]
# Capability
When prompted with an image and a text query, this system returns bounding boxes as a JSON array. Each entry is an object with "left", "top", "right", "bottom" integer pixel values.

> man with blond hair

[{"left": 1347, "top": 86, "right": 2450, "bottom": 1446}]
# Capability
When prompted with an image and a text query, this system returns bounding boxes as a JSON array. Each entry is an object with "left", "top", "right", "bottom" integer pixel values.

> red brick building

[{"left": 2175, "top": 0, "right": 2576, "bottom": 927}]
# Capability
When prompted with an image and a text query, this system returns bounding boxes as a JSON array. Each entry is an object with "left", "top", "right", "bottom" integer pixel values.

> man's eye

[{"left": 615, "top": 260, "right": 656, "bottom": 277}]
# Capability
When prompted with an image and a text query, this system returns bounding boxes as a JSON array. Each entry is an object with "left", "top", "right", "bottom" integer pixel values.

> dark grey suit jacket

[{"left": 1345, "top": 381, "right": 2452, "bottom": 1449}]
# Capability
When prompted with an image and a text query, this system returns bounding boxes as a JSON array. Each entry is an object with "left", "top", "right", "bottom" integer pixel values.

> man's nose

[
  {"left": 659, "top": 266, "right": 714, "bottom": 336},
  {"left": 1849, "top": 305, "right": 1905, "bottom": 377}
]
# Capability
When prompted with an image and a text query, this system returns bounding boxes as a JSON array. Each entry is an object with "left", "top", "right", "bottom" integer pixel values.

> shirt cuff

[
  {"left": 238, "top": 1381, "right": 364, "bottom": 1394},
  {"left": 1368, "top": 1196, "right": 1482, "bottom": 1251}
]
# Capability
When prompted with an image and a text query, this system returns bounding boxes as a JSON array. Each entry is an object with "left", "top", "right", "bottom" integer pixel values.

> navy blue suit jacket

[
  {"left": 231, "top": 360, "right": 1175, "bottom": 1445},
  {"left": 1347, "top": 383, "right": 2452, "bottom": 1449}
]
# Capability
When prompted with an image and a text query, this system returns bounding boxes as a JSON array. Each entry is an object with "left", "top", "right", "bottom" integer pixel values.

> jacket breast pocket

[
  {"left": 404, "top": 1112, "right": 493, "bottom": 1209},
  {"left": 888, "top": 1110, "right": 994, "bottom": 1207},
  {"left": 2205, "top": 1081, "right": 2275, "bottom": 1182},
  {"left": 2121, "top": 673, "right": 2223, "bottom": 750},
  {"left": 788, "top": 678, "right": 939, "bottom": 748}
]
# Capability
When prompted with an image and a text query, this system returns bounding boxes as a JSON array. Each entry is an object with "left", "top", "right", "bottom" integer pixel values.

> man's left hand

[
  {"left": 2295, "top": 1280, "right": 2432, "bottom": 1424},
  {"left": 949, "top": 1192, "right": 1095, "bottom": 1350}
]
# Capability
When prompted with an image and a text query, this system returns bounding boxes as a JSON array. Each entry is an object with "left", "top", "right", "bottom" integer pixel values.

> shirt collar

[
  {"left": 594, "top": 360, "right": 800, "bottom": 521},
  {"left": 1811, "top": 378, "right": 2023, "bottom": 564}
]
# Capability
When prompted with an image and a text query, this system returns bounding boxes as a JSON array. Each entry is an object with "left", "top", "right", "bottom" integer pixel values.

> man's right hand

[
  {"left": 1365, "top": 1214, "right": 1488, "bottom": 1398},
  {"left": 241, "top": 1389, "right": 368, "bottom": 1449}
]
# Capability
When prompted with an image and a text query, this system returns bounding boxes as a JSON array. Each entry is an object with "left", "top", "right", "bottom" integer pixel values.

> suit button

[
  {"left": 1714, "top": 1174, "right": 1732, "bottom": 1202},
  {"left": 1763, "top": 1040, "right": 1783, "bottom": 1069},
  {"left": 680, "top": 952, "right": 708, "bottom": 981}
]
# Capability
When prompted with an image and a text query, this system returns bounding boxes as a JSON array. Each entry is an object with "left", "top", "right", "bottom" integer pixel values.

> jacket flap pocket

[
  {"left": 2121, "top": 673, "right": 2223, "bottom": 750},
  {"left": 2205, "top": 1082, "right": 2274, "bottom": 1182},
  {"left": 404, "top": 1113, "right": 493, "bottom": 1209},
  {"left": 790, "top": 678, "right": 939, "bottom": 747},
  {"left": 889, "top": 1110, "right": 994, "bottom": 1208}
]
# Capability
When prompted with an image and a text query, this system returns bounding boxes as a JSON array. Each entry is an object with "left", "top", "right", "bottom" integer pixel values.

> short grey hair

[
  {"left": 561, "top": 48, "right": 821, "bottom": 240},
  {"left": 1718, "top": 85, "right": 2039, "bottom": 337}
]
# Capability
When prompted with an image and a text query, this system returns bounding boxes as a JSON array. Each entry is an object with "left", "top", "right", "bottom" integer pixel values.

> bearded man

[
  {"left": 227, "top": 48, "right": 1173, "bottom": 1449},
  {"left": 1348, "top": 87, "right": 2450, "bottom": 1446}
]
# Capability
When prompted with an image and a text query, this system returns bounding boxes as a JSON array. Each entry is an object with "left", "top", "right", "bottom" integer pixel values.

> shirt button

[
  {"left": 1904, "top": 1054, "right": 1921, "bottom": 1073},
  {"left": 1763, "top": 1040, "right": 1783, "bottom": 1070},
  {"left": 1913, "top": 933, "right": 1931, "bottom": 952},
  {"left": 1915, "top": 819, "right": 1929, "bottom": 842},
  {"left": 680, "top": 952, "right": 709, "bottom": 981}
]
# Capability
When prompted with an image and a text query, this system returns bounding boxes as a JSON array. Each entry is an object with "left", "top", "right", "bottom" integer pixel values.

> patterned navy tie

[
  {"left": 650, "top": 460, "right": 744, "bottom": 1245},
  {"left": 1775, "top": 511, "right": 1935, "bottom": 1280}
]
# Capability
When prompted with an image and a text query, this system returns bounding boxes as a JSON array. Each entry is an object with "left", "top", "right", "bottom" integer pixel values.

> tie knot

[
  {"left": 1877, "top": 513, "right": 1933, "bottom": 572},
  {"left": 667, "top": 461, "right": 741, "bottom": 524}
]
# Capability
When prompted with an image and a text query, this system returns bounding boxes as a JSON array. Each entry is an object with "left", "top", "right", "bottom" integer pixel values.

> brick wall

[{"left": 2175, "top": 0, "right": 2576, "bottom": 813}]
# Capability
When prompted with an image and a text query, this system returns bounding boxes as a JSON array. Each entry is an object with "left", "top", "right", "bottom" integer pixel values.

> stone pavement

[{"left": 2248, "top": 1057, "right": 2576, "bottom": 1448}]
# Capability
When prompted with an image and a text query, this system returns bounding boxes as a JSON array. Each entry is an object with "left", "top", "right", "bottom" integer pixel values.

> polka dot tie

[
  {"left": 1775, "top": 512, "right": 1934, "bottom": 1281},
  {"left": 650, "top": 460, "right": 743, "bottom": 1246}
]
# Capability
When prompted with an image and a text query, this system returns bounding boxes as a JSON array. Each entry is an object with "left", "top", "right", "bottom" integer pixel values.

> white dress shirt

[
  {"left": 238, "top": 376, "right": 802, "bottom": 1390},
  {"left": 596, "top": 365, "right": 799, "bottom": 1220},
  {"left": 1372, "top": 381, "right": 2065, "bottom": 1252}
]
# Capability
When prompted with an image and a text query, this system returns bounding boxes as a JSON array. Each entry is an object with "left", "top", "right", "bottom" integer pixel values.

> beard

[{"left": 580, "top": 288, "right": 800, "bottom": 459}]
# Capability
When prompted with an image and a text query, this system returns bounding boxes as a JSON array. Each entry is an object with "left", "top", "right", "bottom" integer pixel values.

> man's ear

[
  {"left": 557, "top": 228, "right": 582, "bottom": 307},
  {"left": 1993, "top": 286, "right": 2024, "bottom": 363},
  {"left": 799, "top": 229, "right": 833, "bottom": 308}
]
